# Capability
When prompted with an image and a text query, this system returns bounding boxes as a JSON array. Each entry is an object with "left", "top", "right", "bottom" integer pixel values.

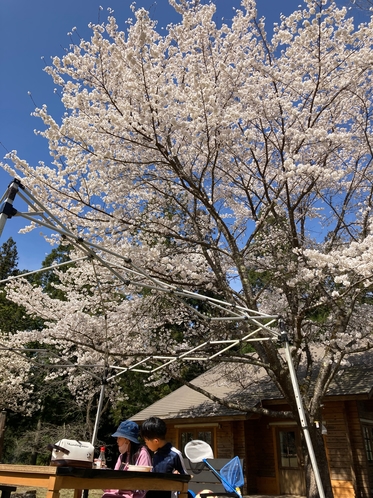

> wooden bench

[
  {"left": 183, "top": 458, "right": 243, "bottom": 498},
  {"left": 0, "top": 485, "right": 17, "bottom": 498}
]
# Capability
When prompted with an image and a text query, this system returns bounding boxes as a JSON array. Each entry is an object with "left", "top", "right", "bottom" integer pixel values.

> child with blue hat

[{"left": 102, "top": 419, "right": 151, "bottom": 498}]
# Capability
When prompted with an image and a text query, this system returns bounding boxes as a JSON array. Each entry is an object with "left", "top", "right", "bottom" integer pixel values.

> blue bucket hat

[{"left": 111, "top": 420, "right": 139, "bottom": 443}]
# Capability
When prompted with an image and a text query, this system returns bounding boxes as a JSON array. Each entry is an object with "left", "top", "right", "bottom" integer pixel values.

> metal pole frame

[
  {"left": 0, "top": 179, "right": 326, "bottom": 497},
  {"left": 279, "top": 326, "right": 326, "bottom": 498},
  {"left": 92, "top": 377, "right": 107, "bottom": 446}
]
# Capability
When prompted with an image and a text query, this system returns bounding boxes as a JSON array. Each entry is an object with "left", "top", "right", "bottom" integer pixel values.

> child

[
  {"left": 141, "top": 416, "right": 188, "bottom": 498},
  {"left": 102, "top": 419, "right": 151, "bottom": 498}
]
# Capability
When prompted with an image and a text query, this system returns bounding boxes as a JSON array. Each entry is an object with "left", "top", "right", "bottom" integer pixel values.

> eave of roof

[{"left": 131, "top": 350, "right": 373, "bottom": 422}]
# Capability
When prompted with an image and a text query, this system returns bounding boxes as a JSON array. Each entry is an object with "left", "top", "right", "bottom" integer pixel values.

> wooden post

[{"left": 0, "top": 411, "right": 6, "bottom": 462}]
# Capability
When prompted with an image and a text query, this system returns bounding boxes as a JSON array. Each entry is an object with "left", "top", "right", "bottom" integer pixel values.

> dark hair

[
  {"left": 128, "top": 441, "right": 141, "bottom": 465},
  {"left": 120, "top": 441, "right": 142, "bottom": 467},
  {"left": 141, "top": 417, "right": 167, "bottom": 439}
]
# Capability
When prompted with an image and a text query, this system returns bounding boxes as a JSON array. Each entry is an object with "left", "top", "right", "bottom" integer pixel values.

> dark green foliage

[
  {"left": 30, "top": 243, "right": 74, "bottom": 300},
  {"left": 0, "top": 237, "right": 18, "bottom": 280},
  {"left": 2, "top": 387, "right": 89, "bottom": 465},
  {"left": 0, "top": 237, "right": 41, "bottom": 333}
]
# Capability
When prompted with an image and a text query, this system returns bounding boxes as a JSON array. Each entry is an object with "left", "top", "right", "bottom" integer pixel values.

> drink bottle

[{"left": 96, "top": 446, "right": 106, "bottom": 468}]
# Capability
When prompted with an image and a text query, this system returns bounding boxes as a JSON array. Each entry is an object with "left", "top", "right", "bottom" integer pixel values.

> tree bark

[
  {"left": 30, "top": 415, "right": 42, "bottom": 465},
  {"left": 303, "top": 419, "right": 333, "bottom": 498},
  {"left": 0, "top": 411, "right": 6, "bottom": 462}
]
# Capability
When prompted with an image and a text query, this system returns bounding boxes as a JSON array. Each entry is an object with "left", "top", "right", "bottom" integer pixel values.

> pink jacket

[{"left": 102, "top": 445, "right": 152, "bottom": 498}]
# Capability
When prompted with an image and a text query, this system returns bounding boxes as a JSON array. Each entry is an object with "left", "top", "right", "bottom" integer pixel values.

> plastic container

[{"left": 96, "top": 446, "right": 106, "bottom": 468}]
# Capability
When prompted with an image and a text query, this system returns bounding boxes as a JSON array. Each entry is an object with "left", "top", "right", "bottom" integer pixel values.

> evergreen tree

[
  {"left": 0, "top": 237, "right": 18, "bottom": 281},
  {"left": 30, "top": 243, "right": 74, "bottom": 300},
  {"left": 0, "top": 237, "right": 39, "bottom": 334}
]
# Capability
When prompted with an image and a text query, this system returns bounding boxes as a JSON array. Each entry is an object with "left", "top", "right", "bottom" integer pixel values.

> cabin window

[
  {"left": 180, "top": 429, "right": 215, "bottom": 456},
  {"left": 363, "top": 425, "right": 373, "bottom": 462},
  {"left": 279, "top": 429, "right": 298, "bottom": 468}
]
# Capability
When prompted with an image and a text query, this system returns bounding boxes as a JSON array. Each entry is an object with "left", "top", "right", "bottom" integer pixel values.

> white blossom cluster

[
  {"left": 4, "top": 252, "right": 214, "bottom": 407},
  {"left": 2, "top": 0, "right": 373, "bottom": 415},
  {"left": 0, "top": 345, "right": 36, "bottom": 414}
]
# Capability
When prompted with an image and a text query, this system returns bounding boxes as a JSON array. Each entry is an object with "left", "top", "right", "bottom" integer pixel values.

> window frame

[
  {"left": 275, "top": 427, "right": 303, "bottom": 470},
  {"left": 178, "top": 426, "right": 217, "bottom": 457},
  {"left": 362, "top": 425, "right": 373, "bottom": 463}
]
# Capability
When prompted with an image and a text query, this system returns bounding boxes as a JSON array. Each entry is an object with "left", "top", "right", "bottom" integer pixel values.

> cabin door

[{"left": 276, "top": 427, "right": 306, "bottom": 496}]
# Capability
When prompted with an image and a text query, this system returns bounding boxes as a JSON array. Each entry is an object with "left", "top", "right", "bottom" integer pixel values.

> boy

[{"left": 141, "top": 416, "right": 188, "bottom": 498}]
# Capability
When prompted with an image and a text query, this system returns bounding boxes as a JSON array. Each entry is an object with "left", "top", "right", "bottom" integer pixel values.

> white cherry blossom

[{"left": 2, "top": 2, "right": 373, "bottom": 495}]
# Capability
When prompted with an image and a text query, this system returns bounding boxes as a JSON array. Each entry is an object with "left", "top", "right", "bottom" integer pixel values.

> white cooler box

[{"left": 49, "top": 439, "right": 95, "bottom": 469}]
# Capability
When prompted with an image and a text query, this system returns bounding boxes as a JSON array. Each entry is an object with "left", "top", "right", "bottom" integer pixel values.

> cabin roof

[{"left": 131, "top": 349, "right": 373, "bottom": 422}]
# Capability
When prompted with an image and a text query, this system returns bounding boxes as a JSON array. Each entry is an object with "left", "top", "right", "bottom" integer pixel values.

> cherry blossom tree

[
  {"left": 2, "top": 0, "right": 373, "bottom": 495},
  {"left": 0, "top": 238, "right": 41, "bottom": 415}
]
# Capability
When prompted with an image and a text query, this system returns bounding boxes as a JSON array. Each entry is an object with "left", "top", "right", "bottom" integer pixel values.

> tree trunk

[
  {"left": 0, "top": 411, "right": 6, "bottom": 462},
  {"left": 303, "top": 422, "right": 333, "bottom": 498},
  {"left": 30, "top": 415, "right": 42, "bottom": 465}
]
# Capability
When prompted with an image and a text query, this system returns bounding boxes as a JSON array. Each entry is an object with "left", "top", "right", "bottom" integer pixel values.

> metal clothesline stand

[
  {"left": 0, "top": 178, "right": 325, "bottom": 498},
  {"left": 278, "top": 320, "right": 325, "bottom": 498}
]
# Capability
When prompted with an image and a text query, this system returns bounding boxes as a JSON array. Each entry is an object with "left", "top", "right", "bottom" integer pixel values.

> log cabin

[{"left": 131, "top": 350, "right": 373, "bottom": 498}]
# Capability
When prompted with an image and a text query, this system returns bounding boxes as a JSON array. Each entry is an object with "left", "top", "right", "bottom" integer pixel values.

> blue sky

[{"left": 0, "top": 0, "right": 359, "bottom": 270}]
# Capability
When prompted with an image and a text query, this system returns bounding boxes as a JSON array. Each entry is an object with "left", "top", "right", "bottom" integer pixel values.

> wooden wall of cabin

[
  {"left": 218, "top": 420, "right": 247, "bottom": 495},
  {"left": 166, "top": 425, "right": 178, "bottom": 447},
  {"left": 165, "top": 399, "right": 373, "bottom": 498},
  {"left": 245, "top": 417, "right": 279, "bottom": 495},
  {"left": 356, "top": 399, "right": 373, "bottom": 498},
  {"left": 166, "top": 419, "right": 248, "bottom": 494},
  {"left": 215, "top": 420, "right": 234, "bottom": 457},
  {"left": 204, "top": 418, "right": 278, "bottom": 495},
  {"left": 244, "top": 419, "right": 260, "bottom": 494},
  {"left": 322, "top": 400, "right": 355, "bottom": 498},
  {"left": 323, "top": 400, "right": 373, "bottom": 498}
]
